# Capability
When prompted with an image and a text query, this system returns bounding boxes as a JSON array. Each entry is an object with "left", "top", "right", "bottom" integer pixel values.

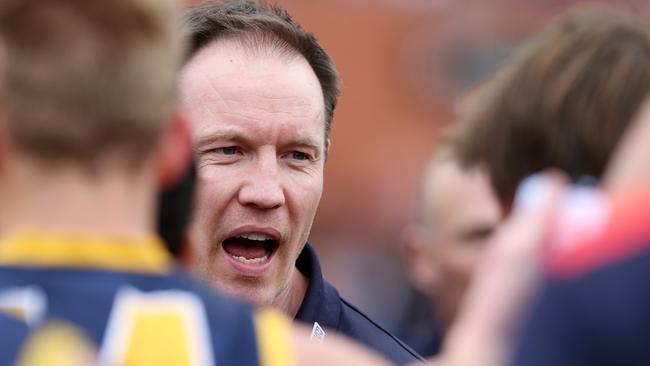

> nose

[{"left": 238, "top": 153, "right": 285, "bottom": 209}]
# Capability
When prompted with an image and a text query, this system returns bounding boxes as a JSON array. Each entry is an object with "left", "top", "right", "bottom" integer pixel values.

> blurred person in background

[
  {"left": 399, "top": 147, "right": 501, "bottom": 357},
  {"left": 449, "top": 4, "right": 650, "bottom": 209},
  {"left": 179, "top": 1, "right": 422, "bottom": 364},
  {"left": 435, "top": 171, "right": 568, "bottom": 366},
  {"left": 432, "top": 4, "right": 650, "bottom": 366},
  {"left": 439, "top": 103, "right": 650, "bottom": 366},
  {"left": 0, "top": 0, "right": 390, "bottom": 364},
  {"left": 511, "top": 107, "right": 650, "bottom": 365}
]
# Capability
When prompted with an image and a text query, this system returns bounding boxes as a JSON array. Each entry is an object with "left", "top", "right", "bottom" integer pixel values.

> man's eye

[
  {"left": 218, "top": 147, "right": 238, "bottom": 155},
  {"left": 291, "top": 151, "right": 309, "bottom": 161}
]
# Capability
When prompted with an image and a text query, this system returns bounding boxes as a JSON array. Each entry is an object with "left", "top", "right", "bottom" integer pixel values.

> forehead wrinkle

[
  {"left": 183, "top": 38, "right": 327, "bottom": 146},
  {"left": 207, "top": 86, "right": 325, "bottom": 131},
  {"left": 194, "top": 63, "right": 322, "bottom": 121},
  {"left": 213, "top": 74, "right": 319, "bottom": 109},
  {"left": 193, "top": 105, "right": 324, "bottom": 149},
  {"left": 196, "top": 40, "right": 324, "bottom": 110},
  {"left": 188, "top": 83, "right": 318, "bottom": 137},
  {"left": 213, "top": 104, "right": 319, "bottom": 129}
]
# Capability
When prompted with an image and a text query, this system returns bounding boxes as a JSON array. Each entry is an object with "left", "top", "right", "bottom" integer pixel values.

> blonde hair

[{"left": 0, "top": 0, "right": 182, "bottom": 173}]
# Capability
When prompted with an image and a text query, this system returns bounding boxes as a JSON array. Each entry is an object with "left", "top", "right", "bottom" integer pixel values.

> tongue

[{"left": 222, "top": 238, "right": 269, "bottom": 259}]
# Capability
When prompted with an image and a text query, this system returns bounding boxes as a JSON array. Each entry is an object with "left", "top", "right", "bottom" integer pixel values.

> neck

[
  {"left": 0, "top": 158, "right": 156, "bottom": 238},
  {"left": 272, "top": 267, "right": 309, "bottom": 318}
]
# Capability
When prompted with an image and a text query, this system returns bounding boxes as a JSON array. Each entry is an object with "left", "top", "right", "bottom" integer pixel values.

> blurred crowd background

[{"left": 187, "top": 0, "right": 650, "bottom": 330}]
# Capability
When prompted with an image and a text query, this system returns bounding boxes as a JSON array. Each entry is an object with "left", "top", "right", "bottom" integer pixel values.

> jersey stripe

[{"left": 254, "top": 308, "right": 295, "bottom": 366}]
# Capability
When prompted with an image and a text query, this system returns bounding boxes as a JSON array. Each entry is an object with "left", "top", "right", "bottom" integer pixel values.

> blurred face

[
  {"left": 406, "top": 159, "right": 502, "bottom": 330},
  {"left": 180, "top": 40, "right": 326, "bottom": 306}
]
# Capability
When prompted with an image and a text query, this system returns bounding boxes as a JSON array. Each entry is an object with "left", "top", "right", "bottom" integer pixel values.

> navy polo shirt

[{"left": 295, "top": 243, "right": 424, "bottom": 365}]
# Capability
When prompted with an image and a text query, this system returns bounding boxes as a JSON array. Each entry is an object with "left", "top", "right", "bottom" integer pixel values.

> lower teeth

[{"left": 232, "top": 255, "right": 268, "bottom": 264}]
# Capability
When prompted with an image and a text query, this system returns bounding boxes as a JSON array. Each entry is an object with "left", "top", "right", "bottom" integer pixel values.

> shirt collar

[
  {"left": 0, "top": 232, "right": 172, "bottom": 274},
  {"left": 294, "top": 243, "right": 342, "bottom": 330}
]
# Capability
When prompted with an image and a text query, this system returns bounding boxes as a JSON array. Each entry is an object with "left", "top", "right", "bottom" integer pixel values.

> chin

[{"left": 215, "top": 279, "right": 275, "bottom": 307}]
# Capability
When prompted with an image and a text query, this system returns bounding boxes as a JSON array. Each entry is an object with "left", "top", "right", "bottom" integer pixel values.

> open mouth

[{"left": 222, "top": 233, "right": 279, "bottom": 265}]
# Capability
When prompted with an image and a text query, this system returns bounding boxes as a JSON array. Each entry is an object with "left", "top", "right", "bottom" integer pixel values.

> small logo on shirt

[{"left": 310, "top": 322, "right": 326, "bottom": 343}]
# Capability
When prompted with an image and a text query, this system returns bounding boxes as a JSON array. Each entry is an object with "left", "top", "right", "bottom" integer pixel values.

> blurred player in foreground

[
  {"left": 0, "top": 0, "right": 387, "bottom": 365},
  {"left": 439, "top": 103, "right": 650, "bottom": 366},
  {"left": 430, "top": 5, "right": 650, "bottom": 366}
]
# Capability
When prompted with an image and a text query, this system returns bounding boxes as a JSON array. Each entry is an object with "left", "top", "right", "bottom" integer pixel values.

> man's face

[
  {"left": 179, "top": 39, "right": 326, "bottom": 306},
  {"left": 405, "top": 159, "right": 502, "bottom": 330}
]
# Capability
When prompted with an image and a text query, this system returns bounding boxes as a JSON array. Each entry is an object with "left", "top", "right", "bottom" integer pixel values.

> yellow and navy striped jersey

[{"left": 0, "top": 232, "right": 293, "bottom": 366}]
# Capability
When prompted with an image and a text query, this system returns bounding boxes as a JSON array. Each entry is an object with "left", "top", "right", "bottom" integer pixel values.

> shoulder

[
  {"left": 338, "top": 297, "right": 424, "bottom": 364},
  {"left": 297, "top": 244, "right": 424, "bottom": 363},
  {"left": 101, "top": 269, "right": 261, "bottom": 366},
  {"left": 163, "top": 268, "right": 259, "bottom": 335},
  {"left": 0, "top": 314, "right": 28, "bottom": 365}
]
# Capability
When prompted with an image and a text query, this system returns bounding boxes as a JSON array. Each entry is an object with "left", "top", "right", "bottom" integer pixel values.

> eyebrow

[
  {"left": 289, "top": 138, "right": 322, "bottom": 155},
  {"left": 194, "top": 129, "right": 246, "bottom": 152},
  {"left": 194, "top": 130, "right": 324, "bottom": 157}
]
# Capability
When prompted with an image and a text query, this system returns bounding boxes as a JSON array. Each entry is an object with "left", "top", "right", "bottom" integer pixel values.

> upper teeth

[{"left": 238, "top": 233, "right": 272, "bottom": 241}]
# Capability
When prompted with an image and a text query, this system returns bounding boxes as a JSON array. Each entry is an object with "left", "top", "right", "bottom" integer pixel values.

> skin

[
  {"left": 432, "top": 172, "right": 567, "bottom": 366},
  {"left": 293, "top": 324, "right": 390, "bottom": 366},
  {"left": 0, "top": 114, "right": 386, "bottom": 365},
  {"left": 0, "top": 116, "right": 190, "bottom": 239},
  {"left": 402, "top": 154, "right": 502, "bottom": 332},
  {"left": 180, "top": 38, "right": 326, "bottom": 317},
  {"left": 605, "top": 98, "right": 650, "bottom": 194}
]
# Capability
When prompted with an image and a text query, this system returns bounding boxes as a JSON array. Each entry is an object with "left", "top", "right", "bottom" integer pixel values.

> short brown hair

[
  {"left": 0, "top": 0, "right": 182, "bottom": 173},
  {"left": 449, "top": 5, "right": 650, "bottom": 205},
  {"left": 183, "top": 0, "right": 340, "bottom": 149}
]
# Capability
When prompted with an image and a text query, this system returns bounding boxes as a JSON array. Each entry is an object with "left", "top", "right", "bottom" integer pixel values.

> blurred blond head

[{"left": 0, "top": 0, "right": 182, "bottom": 174}]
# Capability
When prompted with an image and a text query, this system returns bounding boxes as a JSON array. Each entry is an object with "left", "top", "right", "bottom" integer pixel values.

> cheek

[
  {"left": 441, "top": 246, "right": 482, "bottom": 282},
  {"left": 190, "top": 169, "right": 235, "bottom": 229},
  {"left": 286, "top": 176, "right": 323, "bottom": 222},
  {"left": 196, "top": 164, "right": 241, "bottom": 201}
]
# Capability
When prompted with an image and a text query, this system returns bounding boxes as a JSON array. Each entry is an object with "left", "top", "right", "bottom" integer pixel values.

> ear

[
  {"left": 400, "top": 224, "right": 440, "bottom": 297},
  {"left": 157, "top": 112, "right": 192, "bottom": 188}
]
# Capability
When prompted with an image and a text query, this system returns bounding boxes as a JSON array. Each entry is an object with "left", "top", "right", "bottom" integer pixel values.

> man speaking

[{"left": 180, "top": 1, "right": 421, "bottom": 364}]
